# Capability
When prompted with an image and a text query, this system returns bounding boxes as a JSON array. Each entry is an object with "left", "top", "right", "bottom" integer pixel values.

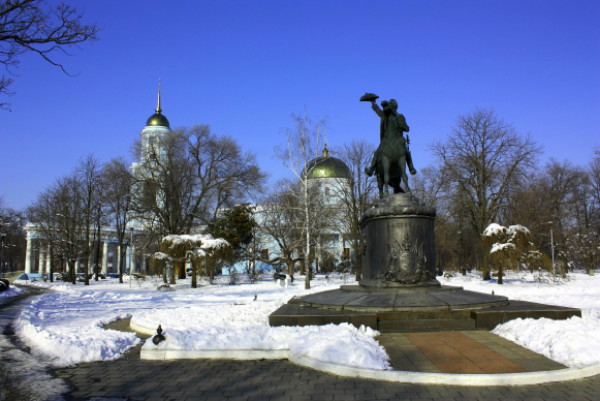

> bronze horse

[{"left": 375, "top": 134, "right": 411, "bottom": 199}]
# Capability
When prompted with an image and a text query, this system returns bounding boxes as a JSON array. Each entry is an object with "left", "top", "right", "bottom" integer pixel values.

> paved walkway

[
  {"left": 53, "top": 321, "right": 600, "bottom": 401},
  {"left": 2, "top": 289, "right": 600, "bottom": 401},
  {"left": 0, "top": 286, "right": 68, "bottom": 401},
  {"left": 54, "top": 344, "right": 600, "bottom": 401},
  {"left": 378, "top": 331, "right": 565, "bottom": 373}
]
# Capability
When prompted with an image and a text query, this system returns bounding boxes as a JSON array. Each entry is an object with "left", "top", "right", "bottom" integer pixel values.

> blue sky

[{"left": 1, "top": 0, "right": 599, "bottom": 210}]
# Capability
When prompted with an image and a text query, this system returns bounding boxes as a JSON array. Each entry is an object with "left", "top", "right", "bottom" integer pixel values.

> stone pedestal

[
  {"left": 269, "top": 192, "right": 581, "bottom": 332},
  {"left": 360, "top": 193, "right": 438, "bottom": 287}
]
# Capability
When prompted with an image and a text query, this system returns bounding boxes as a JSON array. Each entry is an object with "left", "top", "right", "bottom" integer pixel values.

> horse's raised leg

[
  {"left": 399, "top": 156, "right": 411, "bottom": 194},
  {"left": 381, "top": 157, "right": 391, "bottom": 197},
  {"left": 377, "top": 174, "right": 384, "bottom": 199}
]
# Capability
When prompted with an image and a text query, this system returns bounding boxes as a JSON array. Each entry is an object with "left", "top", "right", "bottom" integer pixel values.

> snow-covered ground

[
  {"left": 0, "top": 284, "right": 23, "bottom": 300},
  {"left": 11, "top": 274, "right": 389, "bottom": 370},
  {"left": 7, "top": 270, "right": 600, "bottom": 372}
]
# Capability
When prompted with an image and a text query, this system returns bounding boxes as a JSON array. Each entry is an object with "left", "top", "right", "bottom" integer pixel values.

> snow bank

[
  {"left": 133, "top": 300, "right": 389, "bottom": 370},
  {"left": 13, "top": 291, "right": 140, "bottom": 366},
  {"left": 14, "top": 276, "right": 374, "bottom": 368},
  {"left": 493, "top": 313, "right": 600, "bottom": 367},
  {"left": 0, "top": 285, "right": 23, "bottom": 300},
  {"left": 12, "top": 271, "right": 600, "bottom": 369},
  {"left": 141, "top": 323, "right": 389, "bottom": 370}
]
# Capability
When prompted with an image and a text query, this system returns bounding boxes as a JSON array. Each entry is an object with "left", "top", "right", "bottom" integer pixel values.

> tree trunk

[
  {"left": 94, "top": 229, "right": 101, "bottom": 281},
  {"left": 169, "top": 262, "right": 176, "bottom": 284},
  {"left": 191, "top": 261, "right": 198, "bottom": 288},
  {"left": 208, "top": 257, "right": 215, "bottom": 283},
  {"left": 49, "top": 246, "right": 54, "bottom": 283},
  {"left": 177, "top": 260, "right": 186, "bottom": 280},
  {"left": 354, "top": 244, "right": 362, "bottom": 281},
  {"left": 84, "top": 253, "right": 90, "bottom": 286},
  {"left": 69, "top": 259, "right": 76, "bottom": 284}
]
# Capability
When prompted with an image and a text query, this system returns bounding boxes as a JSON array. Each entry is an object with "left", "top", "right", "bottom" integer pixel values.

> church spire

[{"left": 156, "top": 79, "right": 162, "bottom": 114}]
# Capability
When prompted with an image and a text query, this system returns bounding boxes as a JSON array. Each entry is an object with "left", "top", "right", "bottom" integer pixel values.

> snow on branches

[
  {"left": 483, "top": 223, "right": 539, "bottom": 284},
  {"left": 152, "top": 233, "right": 231, "bottom": 288}
]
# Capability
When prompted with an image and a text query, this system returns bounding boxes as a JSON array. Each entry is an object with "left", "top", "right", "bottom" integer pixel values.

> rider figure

[{"left": 365, "top": 98, "right": 416, "bottom": 177}]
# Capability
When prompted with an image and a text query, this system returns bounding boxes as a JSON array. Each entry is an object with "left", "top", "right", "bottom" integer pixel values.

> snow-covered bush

[{"left": 483, "top": 223, "right": 543, "bottom": 284}]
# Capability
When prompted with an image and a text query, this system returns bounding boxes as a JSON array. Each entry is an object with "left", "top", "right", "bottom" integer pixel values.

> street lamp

[
  {"left": 548, "top": 222, "right": 555, "bottom": 277},
  {"left": 0, "top": 233, "right": 6, "bottom": 278},
  {"left": 129, "top": 226, "right": 134, "bottom": 288}
]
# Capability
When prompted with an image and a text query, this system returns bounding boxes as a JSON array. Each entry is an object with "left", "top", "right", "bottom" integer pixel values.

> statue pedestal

[
  {"left": 270, "top": 192, "right": 580, "bottom": 332},
  {"left": 360, "top": 193, "right": 438, "bottom": 288}
]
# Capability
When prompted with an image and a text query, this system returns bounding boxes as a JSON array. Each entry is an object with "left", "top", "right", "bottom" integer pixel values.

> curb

[
  {"left": 131, "top": 318, "right": 600, "bottom": 386},
  {"left": 290, "top": 354, "right": 600, "bottom": 386}
]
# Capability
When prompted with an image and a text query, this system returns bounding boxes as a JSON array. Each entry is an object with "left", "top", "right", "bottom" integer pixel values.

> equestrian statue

[{"left": 361, "top": 93, "right": 416, "bottom": 199}]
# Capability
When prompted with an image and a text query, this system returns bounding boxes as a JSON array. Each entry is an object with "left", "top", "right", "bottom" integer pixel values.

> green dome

[
  {"left": 146, "top": 112, "right": 170, "bottom": 128},
  {"left": 305, "top": 148, "right": 351, "bottom": 180}
]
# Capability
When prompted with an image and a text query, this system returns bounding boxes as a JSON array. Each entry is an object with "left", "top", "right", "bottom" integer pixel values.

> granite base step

[{"left": 269, "top": 291, "right": 581, "bottom": 333}]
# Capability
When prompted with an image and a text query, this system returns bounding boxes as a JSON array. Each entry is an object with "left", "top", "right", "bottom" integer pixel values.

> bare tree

[
  {"left": 278, "top": 114, "right": 326, "bottom": 289},
  {"left": 432, "top": 108, "right": 541, "bottom": 277},
  {"left": 331, "top": 140, "right": 378, "bottom": 280},
  {"left": 102, "top": 158, "right": 133, "bottom": 283},
  {"left": 27, "top": 189, "right": 56, "bottom": 278},
  {"left": 0, "top": 0, "right": 98, "bottom": 108},
  {"left": 589, "top": 149, "right": 600, "bottom": 247},
  {"left": 77, "top": 155, "right": 103, "bottom": 285},
  {"left": 507, "top": 159, "right": 594, "bottom": 274},
  {"left": 132, "top": 125, "right": 265, "bottom": 280},
  {"left": 409, "top": 165, "right": 473, "bottom": 274},
  {"left": 256, "top": 183, "right": 305, "bottom": 277},
  {"left": 0, "top": 197, "right": 26, "bottom": 274},
  {"left": 187, "top": 125, "right": 266, "bottom": 226}
]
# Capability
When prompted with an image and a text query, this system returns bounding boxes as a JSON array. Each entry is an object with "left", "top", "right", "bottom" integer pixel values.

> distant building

[
  {"left": 254, "top": 147, "right": 353, "bottom": 273},
  {"left": 23, "top": 88, "right": 170, "bottom": 276},
  {"left": 24, "top": 88, "right": 354, "bottom": 276},
  {"left": 131, "top": 85, "right": 171, "bottom": 184}
]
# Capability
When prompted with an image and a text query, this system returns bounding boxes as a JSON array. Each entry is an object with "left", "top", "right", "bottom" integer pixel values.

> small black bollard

[{"left": 152, "top": 324, "right": 166, "bottom": 345}]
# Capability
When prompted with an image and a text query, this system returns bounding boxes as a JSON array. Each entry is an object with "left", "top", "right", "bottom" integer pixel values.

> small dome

[
  {"left": 305, "top": 148, "right": 351, "bottom": 180},
  {"left": 146, "top": 112, "right": 170, "bottom": 128}
]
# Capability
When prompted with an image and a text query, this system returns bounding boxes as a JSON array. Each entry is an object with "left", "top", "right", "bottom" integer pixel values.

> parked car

[{"left": 15, "top": 273, "right": 43, "bottom": 282}]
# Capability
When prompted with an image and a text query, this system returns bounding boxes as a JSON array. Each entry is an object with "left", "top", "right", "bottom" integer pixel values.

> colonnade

[{"left": 23, "top": 224, "right": 147, "bottom": 277}]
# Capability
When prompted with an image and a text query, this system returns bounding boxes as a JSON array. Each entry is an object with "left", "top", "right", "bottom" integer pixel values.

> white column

[
  {"left": 101, "top": 241, "right": 108, "bottom": 274},
  {"left": 75, "top": 260, "right": 80, "bottom": 274},
  {"left": 45, "top": 245, "right": 51, "bottom": 276},
  {"left": 116, "top": 245, "right": 121, "bottom": 273},
  {"left": 38, "top": 247, "right": 44, "bottom": 275},
  {"left": 130, "top": 245, "right": 136, "bottom": 273},
  {"left": 25, "top": 235, "right": 33, "bottom": 274}
]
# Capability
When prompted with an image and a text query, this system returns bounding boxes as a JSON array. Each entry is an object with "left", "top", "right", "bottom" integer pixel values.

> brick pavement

[
  {"left": 54, "top": 342, "right": 600, "bottom": 401},
  {"left": 378, "top": 331, "right": 565, "bottom": 374}
]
